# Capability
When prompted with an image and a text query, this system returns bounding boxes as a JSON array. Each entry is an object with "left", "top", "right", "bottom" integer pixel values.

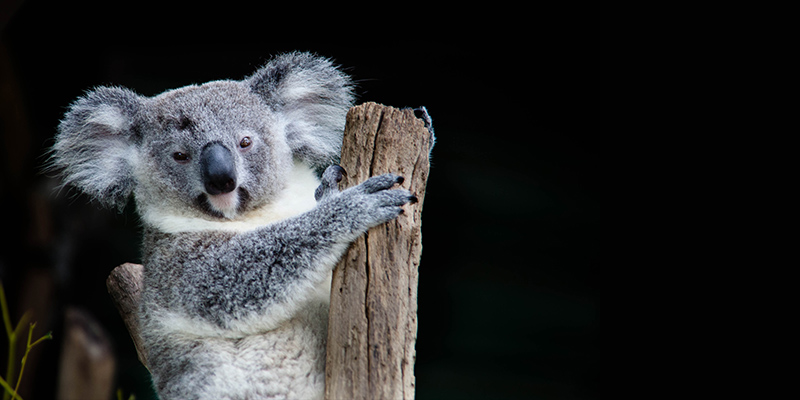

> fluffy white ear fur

[
  {"left": 86, "top": 104, "right": 128, "bottom": 131},
  {"left": 248, "top": 52, "right": 354, "bottom": 169},
  {"left": 141, "top": 160, "right": 320, "bottom": 234},
  {"left": 51, "top": 86, "right": 142, "bottom": 210}
]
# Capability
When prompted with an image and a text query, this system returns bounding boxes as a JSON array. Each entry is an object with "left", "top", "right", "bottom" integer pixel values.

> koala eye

[
  {"left": 173, "top": 152, "right": 190, "bottom": 163},
  {"left": 239, "top": 137, "right": 253, "bottom": 149}
]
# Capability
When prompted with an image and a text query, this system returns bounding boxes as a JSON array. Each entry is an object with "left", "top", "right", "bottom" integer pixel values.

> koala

[{"left": 50, "top": 52, "right": 418, "bottom": 399}]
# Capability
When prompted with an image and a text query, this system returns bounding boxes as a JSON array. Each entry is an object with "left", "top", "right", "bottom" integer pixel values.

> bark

[
  {"left": 325, "top": 102, "right": 433, "bottom": 400},
  {"left": 106, "top": 262, "right": 147, "bottom": 367}
]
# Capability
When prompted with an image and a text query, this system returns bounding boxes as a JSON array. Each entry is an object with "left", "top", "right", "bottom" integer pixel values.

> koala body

[{"left": 51, "top": 52, "right": 416, "bottom": 399}]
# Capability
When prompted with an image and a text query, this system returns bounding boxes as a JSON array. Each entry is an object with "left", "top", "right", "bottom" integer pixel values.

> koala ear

[
  {"left": 248, "top": 52, "right": 354, "bottom": 169},
  {"left": 50, "top": 86, "right": 142, "bottom": 210}
]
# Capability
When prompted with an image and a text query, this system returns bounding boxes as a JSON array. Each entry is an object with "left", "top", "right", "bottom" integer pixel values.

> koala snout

[{"left": 201, "top": 142, "right": 237, "bottom": 195}]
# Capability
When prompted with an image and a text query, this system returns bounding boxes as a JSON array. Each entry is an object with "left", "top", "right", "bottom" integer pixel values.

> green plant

[
  {"left": 0, "top": 281, "right": 52, "bottom": 400},
  {"left": 116, "top": 388, "right": 136, "bottom": 400}
]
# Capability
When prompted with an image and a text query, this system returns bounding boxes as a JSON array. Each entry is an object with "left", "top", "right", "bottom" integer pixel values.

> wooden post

[
  {"left": 57, "top": 307, "right": 116, "bottom": 400},
  {"left": 325, "top": 102, "right": 433, "bottom": 400}
]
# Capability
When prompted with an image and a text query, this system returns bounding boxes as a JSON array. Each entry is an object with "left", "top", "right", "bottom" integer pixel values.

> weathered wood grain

[
  {"left": 325, "top": 102, "right": 433, "bottom": 400},
  {"left": 106, "top": 262, "right": 148, "bottom": 368}
]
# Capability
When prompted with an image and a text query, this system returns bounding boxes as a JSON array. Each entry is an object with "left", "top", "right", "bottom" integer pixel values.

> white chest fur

[{"left": 141, "top": 160, "right": 320, "bottom": 234}]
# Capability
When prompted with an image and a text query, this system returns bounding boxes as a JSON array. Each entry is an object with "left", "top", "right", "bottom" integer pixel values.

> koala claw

[
  {"left": 329, "top": 165, "right": 346, "bottom": 182},
  {"left": 315, "top": 165, "right": 346, "bottom": 201},
  {"left": 359, "top": 173, "right": 405, "bottom": 194}
]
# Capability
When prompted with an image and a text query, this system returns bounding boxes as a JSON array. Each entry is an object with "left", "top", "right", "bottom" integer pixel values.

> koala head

[{"left": 50, "top": 52, "right": 353, "bottom": 221}]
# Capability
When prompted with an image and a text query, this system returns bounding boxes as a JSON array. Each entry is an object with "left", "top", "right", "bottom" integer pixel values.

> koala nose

[{"left": 201, "top": 142, "right": 237, "bottom": 195}]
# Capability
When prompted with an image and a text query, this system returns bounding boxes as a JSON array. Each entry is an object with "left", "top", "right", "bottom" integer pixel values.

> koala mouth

[
  {"left": 208, "top": 191, "right": 238, "bottom": 214},
  {"left": 197, "top": 188, "right": 250, "bottom": 219}
]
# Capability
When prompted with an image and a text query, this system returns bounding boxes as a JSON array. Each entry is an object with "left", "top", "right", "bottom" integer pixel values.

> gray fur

[{"left": 49, "top": 52, "right": 416, "bottom": 399}]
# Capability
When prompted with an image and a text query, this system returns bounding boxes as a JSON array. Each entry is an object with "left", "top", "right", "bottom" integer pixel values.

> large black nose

[{"left": 201, "top": 142, "right": 237, "bottom": 195}]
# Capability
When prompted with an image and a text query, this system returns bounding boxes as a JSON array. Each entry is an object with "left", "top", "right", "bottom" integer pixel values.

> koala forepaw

[
  {"left": 350, "top": 173, "right": 417, "bottom": 226},
  {"left": 315, "top": 169, "right": 417, "bottom": 234},
  {"left": 315, "top": 165, "right": 346, "bottom": 201}
]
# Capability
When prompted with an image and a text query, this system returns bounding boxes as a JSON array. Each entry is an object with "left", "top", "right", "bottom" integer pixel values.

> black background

[{"left": 1, "top": 3, "right": 601, "bottom": 399}]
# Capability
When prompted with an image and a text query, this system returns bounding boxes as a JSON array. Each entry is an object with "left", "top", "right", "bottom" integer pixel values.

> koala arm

[{"left": 142, "top": 170, "right": 416, "bottom": 337}]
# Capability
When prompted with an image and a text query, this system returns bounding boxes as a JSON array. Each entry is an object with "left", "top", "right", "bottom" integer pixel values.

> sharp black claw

[
  {"left": 409, "top": 195, "right": 418, "bottom": 204},
  {"left": 332, "top": 165, "right": 346, "bottom": 182},
  {"left": 396, "top": 176, "right": 405, "bottom": 185}
]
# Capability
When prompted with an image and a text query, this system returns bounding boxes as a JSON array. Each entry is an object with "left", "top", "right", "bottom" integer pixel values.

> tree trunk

[
  {"left": 325, "top": 102, "right": 433, "bottom": 400},
  {"left": 56, "top": 308, "right": 116, "bottom": 400}
]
